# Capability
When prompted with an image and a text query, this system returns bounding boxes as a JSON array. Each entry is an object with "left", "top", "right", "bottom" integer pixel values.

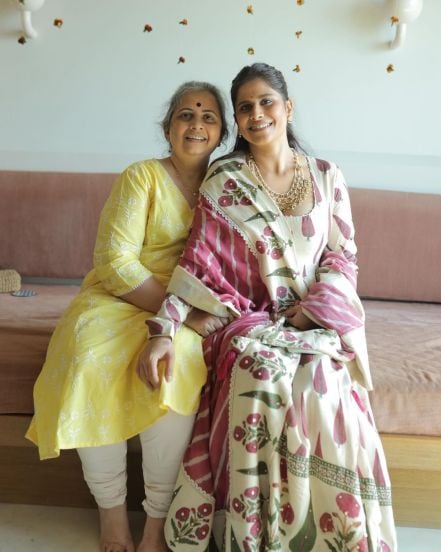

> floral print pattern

[{"left": 154, "top": 155, "right": 396, "bottom": 550}]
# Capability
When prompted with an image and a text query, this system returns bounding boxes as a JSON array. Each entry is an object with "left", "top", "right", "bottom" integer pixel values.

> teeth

[
  {"left": 186, "top": 136, "right": 206, "bottom": 141},
  {"left": 250, "top": 122, "right": 271, "bottom": 130}
]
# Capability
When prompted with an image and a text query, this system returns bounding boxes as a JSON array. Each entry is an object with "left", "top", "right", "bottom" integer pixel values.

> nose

[
  {"left": 249, "top": 105, "right": 264, "bottom": 121},
  {"left": 190, "top": 116, "right": 204, "bottom": 129}
]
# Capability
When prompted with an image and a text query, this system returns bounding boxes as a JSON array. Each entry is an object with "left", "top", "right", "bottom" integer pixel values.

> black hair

[{"left": 230, "top": 63, "right": 305, "bottom": 153}]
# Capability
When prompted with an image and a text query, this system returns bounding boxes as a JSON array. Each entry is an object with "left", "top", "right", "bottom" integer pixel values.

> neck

[
  {"left": 169, "top": 154, "right": 208, "bottom": 186},
  {"left": 248, "top": 142, "right": 294, "bottom": 176}
]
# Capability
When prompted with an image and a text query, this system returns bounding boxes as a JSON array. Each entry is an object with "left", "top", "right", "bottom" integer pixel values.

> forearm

[{"left": 120, "top": 275, "right": 167, "bottom": 313}]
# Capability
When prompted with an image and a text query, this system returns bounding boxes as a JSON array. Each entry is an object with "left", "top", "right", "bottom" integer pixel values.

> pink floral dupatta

[{"left": 149, "top": 154, "right": 396, "bottom": 551}]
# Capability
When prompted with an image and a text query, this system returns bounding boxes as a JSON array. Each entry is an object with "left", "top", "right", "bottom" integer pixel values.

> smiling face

[
  {"left": 167, "top": 90, "right": 223, "bottom": 160},
  {"left": 234, "top": 78, "right": 293, "bottom": 150}
]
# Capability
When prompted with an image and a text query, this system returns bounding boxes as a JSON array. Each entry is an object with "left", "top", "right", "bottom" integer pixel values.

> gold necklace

[
  {"left": 169, "top": 157, "right": 199, "bottom": 197},
  {"left": 247, "top": 151, "right": 311, "bottom": 213}
]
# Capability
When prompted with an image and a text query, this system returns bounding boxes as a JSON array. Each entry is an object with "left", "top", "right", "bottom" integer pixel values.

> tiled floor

[{"left": 0, "top": 503, "right": 440, "bottom": 551}]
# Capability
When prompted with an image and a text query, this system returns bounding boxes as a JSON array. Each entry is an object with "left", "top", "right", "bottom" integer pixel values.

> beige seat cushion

[
  {"left": 365, "top": 300, "right": 441, "bottom": 436},
  {"left": 0, "top": 284, "right": 79, "bottom": 414}
]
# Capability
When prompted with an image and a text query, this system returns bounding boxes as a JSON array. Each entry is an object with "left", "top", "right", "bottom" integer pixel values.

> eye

[
  {"left": 178, "top": 111, "right": 193, "bottom": 121},
  {"left": 238, "top": 104, "right": 251, "bottom": 113},
  {"left": 261, "top": 98, "right": 273, "bottom": 106},
  {"left": 203, "top": 113, "right": 217, "bottom": 123}
]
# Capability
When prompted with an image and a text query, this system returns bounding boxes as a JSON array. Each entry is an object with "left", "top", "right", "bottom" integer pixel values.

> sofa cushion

[
  {"left": 365, "top": 299, "right": 441, "bottom": 436},
  {"left": 351, "top": 188, "right": 441, "bottom": 303},
  {"left": 0, "top": 284, "right": 80, "bottom": 414},
  {"left": 0, "top": 171, "right": 114, "bottom": 278}
]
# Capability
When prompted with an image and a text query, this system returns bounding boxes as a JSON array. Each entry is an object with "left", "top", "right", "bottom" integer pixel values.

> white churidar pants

[{"left": 77, "top": 411, "right": 194, "bottom": 517}]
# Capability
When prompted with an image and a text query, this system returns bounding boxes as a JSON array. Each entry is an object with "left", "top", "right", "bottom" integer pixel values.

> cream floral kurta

[{"left": 26, "top": 160, "right": 206, "bottom": 459}]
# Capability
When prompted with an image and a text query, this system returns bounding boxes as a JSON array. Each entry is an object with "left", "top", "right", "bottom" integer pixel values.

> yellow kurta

[{"left": 26, "top": 159, "right": 206, "bottom": 460}]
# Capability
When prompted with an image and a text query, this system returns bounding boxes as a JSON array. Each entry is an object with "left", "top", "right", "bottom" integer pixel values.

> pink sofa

[{"left": 0, "top": 171, "right": 440, "bottom": 524}]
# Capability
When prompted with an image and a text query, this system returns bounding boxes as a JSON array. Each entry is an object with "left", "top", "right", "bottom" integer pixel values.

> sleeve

[
  {"left": 146, "top": 293, "right": 193, "bottom": 339},
  {"left": 301, "top": 165, "right": 372, "bottom": 389},
  {"left": 93, "top": 163, "right": 153, "bottom": 296},
  {"left": 146, "top": 195, "right": 255, "bottom": 339},
  {"left": 301, "top": 165, "right": 365, "bottom": 336}
]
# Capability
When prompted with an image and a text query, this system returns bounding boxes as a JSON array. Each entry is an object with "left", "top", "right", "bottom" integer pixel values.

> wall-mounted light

[
  {"left": 389, "top": 0, "right": 423, "bottom": 49},
  {"left": 16, "top": 0, "right": 46, "bottom": 39}
]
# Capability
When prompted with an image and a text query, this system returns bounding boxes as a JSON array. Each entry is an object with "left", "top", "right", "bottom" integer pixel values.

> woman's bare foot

[
  {"left": 99, "top": 503, "right": 135, "bottom": 552},
  {"left": 136, "top": 516, "right": 167, "bottom": 552}
]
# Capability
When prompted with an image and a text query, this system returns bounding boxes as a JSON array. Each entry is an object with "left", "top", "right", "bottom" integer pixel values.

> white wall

[{"left": 1, "top": 0, "right": 440, "bottom": 193}]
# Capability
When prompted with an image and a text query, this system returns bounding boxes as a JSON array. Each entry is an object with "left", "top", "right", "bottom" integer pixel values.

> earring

[{"left": 238, "top": 133, "right": 242, "bottom": 139}]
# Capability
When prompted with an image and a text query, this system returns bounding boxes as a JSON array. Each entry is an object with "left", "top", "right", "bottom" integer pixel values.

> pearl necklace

[
  {"left": 247, "top": 151, "right": 311, "bottom": 214},
  {"left": 169, "top": 157, "right": 199, "bottom": 197}
]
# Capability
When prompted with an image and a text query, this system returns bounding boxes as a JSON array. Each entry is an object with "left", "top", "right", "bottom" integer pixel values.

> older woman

[
  {"left": 140, "top": 64, "right": 397, "bottom": 551},
  {"left": 26, "top": 81, "right": 228, "bottom": 552}
]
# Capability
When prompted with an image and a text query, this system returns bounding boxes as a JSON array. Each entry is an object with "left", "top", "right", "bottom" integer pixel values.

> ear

[{"left": 286, "top": 98, "right": 294, "bottom": 121}]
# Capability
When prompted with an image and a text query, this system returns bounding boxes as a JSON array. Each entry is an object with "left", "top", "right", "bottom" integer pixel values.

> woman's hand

[
  {"left": 137, "top": 337, "right": 174, "bottom": 389},
  {"left": 284, "top": 304, "right": 317, "bottom": 331},
  {"left": 185, "top": 307, "right": 229, "bottom": 337}
]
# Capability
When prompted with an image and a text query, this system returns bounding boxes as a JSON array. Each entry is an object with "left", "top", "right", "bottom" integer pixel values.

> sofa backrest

[
  {"left": 1, "top": 171, "right": 440, "bottom": 302},
  {"left": 350, "top": 188, "right": 441, "bottom": 303},
  {"left": 0, "top": 171, "right": 115, "bottom": 279}
]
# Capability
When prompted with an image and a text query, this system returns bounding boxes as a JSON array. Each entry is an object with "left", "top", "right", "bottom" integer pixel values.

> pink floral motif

[
  {"left": 239, "top": 356, "right": 255, "bottom": 369},
  {"left": 316, "top": 158, "right": 331, "bottom": 172},
  {"left": 255, "top": 240, "right": 267, "bottom": 254},
  {"left": 225, "top": 178, "right": 237, "bottom": 190},
  {"left": 314, "top": 433, "right": 323, "bottom": 458},
  {"left": 280, "top": 502, "right": 295, "bottom": 524},
  {"left": 245, "top": 441, "right": 258, "bottom": 453},
  {"left": 351, "top": 388, "right": 366, "bottom": 412},
  {"left": 239, "top": 349, "right": 288, "bottom": 384},
  {"left": 333, "top": 399, "right": 347, "bottom": 445},
  {"left": 235, "top": 413, "right": 271, "bottom": 453},
  {"left": 255, "top": 225, "right": 292, "bottom": 260},
  {"left": 240, "top": 196, "right": 252, "bottom": 205},
  {"left": 169, "top": 501, "right": 213, "bottom": 547},
  {"left": 246, "top": 413, "right": 262, "bottom": 425},
  {"left": 333, "top": 214, "right": 352, "bottom": 239},
  {"left": 258, "top": 349, "right": 275, "bottom": 358},
  {"left": 302, "top": 214, "right": 315, "bottom": 240},
  {"left": 253, "top": 367, "right": 271, "bottom": 380},
  {"left": 285, "top": 404, "right": 297, "bottom": 428},
  {"left": 234, "top": 426, "right": 246, "bottom": 441},
  {"left": 249, "top": 518, "right": 262, "bottom": 537},
  {"left": 373, "top": 449, "right": 387, "bottom": 486},
  {"left": 244, "top": 486, "right": 259, "bottom": 499},
  {"left": 336, "top": 493, "right": 361, "bottom": 518},
  {"left": 232, "top": 497, "right": 245, "bottom": 513},
  {"left": 218, "top": 195, "right": 233, "bottom": 207},
  {"left": 270, "top": 248, "right": 283, "bottom": 259},
  {"left": 176, "top": 507, "right": 190, "bottom": 521},
  {"left": 380, "top": 540, "right": 392, "bottom": 551},
  {"left": 321, "top": 494, "right": 365, "bottom": 551},
  {"left": 319, "top": 512, "right": 334, "bottom": 533},
  {"left": 313, "top": 360, "right": 327, "bottom": 396},
  {"left": 197, "top": 503, "right": 212, "bottom": 517},
  {"left": 233, "top": 486, "right": 264, "bottom": 551},
  {"left": 195, "top": 524, "right": 210, "bottom": 540},
  {"left": 276, "top": 286, "right": 287, "bottom": 298}
]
